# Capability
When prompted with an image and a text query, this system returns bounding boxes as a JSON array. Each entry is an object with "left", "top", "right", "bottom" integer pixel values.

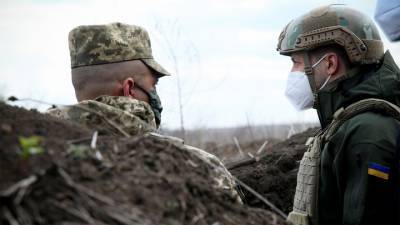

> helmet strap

[{"left": 303, "top": 52, "right": 319, "bottom": 109}]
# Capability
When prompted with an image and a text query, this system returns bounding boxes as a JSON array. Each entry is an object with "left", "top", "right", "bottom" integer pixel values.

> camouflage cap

[{"left": 68, "top": 22, "right": 170, "bottom": 77}]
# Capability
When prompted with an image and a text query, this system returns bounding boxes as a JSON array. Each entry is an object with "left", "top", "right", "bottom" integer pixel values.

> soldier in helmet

[
  {"left": 47, "top": 22, "right": 241, "bottom": 202},
  {"left": 277, "top": 5, "right": 400, "bottom": 225}
]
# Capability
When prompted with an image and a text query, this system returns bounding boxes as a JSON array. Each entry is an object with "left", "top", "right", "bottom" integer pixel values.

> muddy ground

[
  {"left": 228, "top": 128, "right": 319, "bottom": 214},
  {"left": 0, "top": 102, "right": 289, "bottom": 225}
]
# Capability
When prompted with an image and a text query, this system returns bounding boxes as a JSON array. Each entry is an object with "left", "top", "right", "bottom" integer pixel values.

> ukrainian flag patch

[{"left": 368, "top": 163, "right": 390, "bottom": 180}]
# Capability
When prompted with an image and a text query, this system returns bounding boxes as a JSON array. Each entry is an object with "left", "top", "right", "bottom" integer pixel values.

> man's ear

[
  {"left": 326, "top": 53, "right": 339, "bottom": 77},
  {"left": 122, "top": 77, "right": 135, "bottom": 97}
]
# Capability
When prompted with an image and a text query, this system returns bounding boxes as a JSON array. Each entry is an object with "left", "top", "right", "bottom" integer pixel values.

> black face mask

[{"left": 135, "top": 84, "right": 163, "bottom": 127}]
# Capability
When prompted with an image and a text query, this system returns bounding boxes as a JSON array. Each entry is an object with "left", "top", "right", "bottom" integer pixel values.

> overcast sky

[{"left": 1, "top": 0, "right": 399, "bottom": 129}]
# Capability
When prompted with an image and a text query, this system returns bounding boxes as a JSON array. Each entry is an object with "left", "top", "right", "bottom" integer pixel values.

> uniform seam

[
  {"left": 347, "top": 141, "right": 393, "bottom": 152},
  {"left": 376, "top": 5, "right": 400, "bottom": 16}
]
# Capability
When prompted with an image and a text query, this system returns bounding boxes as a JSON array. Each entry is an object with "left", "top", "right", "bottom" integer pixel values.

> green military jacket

[{"left": 316, "top": 51, "right": 400, "bottom": 225}]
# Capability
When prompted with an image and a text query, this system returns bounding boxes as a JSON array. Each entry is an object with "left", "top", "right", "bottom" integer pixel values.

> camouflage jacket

[
  {"left": 47, "top": 95, "right": 157, "bottom": 136},
  {"left": 47, "top": 95, "right": 241, "bottom": 202}
]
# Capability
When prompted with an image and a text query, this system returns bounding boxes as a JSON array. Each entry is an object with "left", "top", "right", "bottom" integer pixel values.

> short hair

[
  {"left": 310, "top": 44, "right": 353, "bottom": 69},
  {"left": 71, "top": 60, "right": 148, "bottom": 100}
]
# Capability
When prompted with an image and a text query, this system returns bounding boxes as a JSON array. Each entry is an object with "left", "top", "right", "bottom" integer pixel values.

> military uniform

[
  {"left": 48, "top": 23, "right": 242, "bottom": 203},
  {"left": 315, "top": 52, "right": 400, "bottom": 225},
  {"left": 277, "top": 5, "right": 400, "bottom": 225},
  {"left": 375, "top": 0, "right": 400, "bottom": 42},
  {"left": 48, "top": 95, "right": 241, "bottom": 202},
  {"left": 48, "top": 95, "right": 157, "bottom": 136}
]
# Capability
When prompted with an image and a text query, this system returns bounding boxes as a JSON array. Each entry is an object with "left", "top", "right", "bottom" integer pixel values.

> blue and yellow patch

[{"left": 368, "top": 163, "right": 390, "bottom": 180}]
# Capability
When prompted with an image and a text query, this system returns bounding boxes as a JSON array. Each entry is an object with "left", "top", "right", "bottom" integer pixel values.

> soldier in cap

[
  {"left": 48, "top": 22, "right": 241, "bottom": 202},
  {"left": 62, "top": 22, "right": 167, "bottom": 129},
  {"left": 277, "top": 5, "right": 400, "bottom": 225}
]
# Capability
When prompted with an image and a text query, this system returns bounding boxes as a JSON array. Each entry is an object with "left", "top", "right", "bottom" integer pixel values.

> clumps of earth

[
  {"left": 0, "top": 102, "right": 298, "bottom": 225},
  {"left": 228, "top": 128, "right": 319, "bottom": 214}
]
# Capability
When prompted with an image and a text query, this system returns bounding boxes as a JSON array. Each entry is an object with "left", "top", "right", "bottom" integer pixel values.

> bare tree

[{"left": 153, "top": 19, "right": 201, "bottom": 140}]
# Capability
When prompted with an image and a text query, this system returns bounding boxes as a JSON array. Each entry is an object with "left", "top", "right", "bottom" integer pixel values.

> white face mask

[
  {"left": 285, "top": 71, "right": 314, "bottom": 111},
  {"left": 285, "top": 54, "right": 331, "bottom": 111}
]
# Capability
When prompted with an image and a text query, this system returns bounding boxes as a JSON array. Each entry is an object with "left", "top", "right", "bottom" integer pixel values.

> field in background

[{"left": 161, "top": 123, "right": 319, "bottom": 163}]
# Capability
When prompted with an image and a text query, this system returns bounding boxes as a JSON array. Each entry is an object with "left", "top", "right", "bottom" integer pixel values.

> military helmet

[{"left": 277, "top": 5, "right": 384, "bottom": 64}]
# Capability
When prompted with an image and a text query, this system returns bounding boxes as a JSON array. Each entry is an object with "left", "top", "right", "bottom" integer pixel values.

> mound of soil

[
  {"left": 0, "top": 102, "right": 288, "bottom": 225},
  {"left": 229, "top": 127, "right": 319, "bottom": 214}
]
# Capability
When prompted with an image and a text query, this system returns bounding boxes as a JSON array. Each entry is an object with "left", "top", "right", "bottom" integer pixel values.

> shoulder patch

[{"left": 368, "top": 162, "right": 390, "bottom": 180}]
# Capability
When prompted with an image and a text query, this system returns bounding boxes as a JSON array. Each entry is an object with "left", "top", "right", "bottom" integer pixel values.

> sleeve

[
  {"left": 342, "top": 142, "right": 398, "bottom": 225},
  {"left": 338, "top": 112, "right": 400, "bottom": 225},
  {"left": 181, "top": 144, "right": 243, "bottom": 204}
]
